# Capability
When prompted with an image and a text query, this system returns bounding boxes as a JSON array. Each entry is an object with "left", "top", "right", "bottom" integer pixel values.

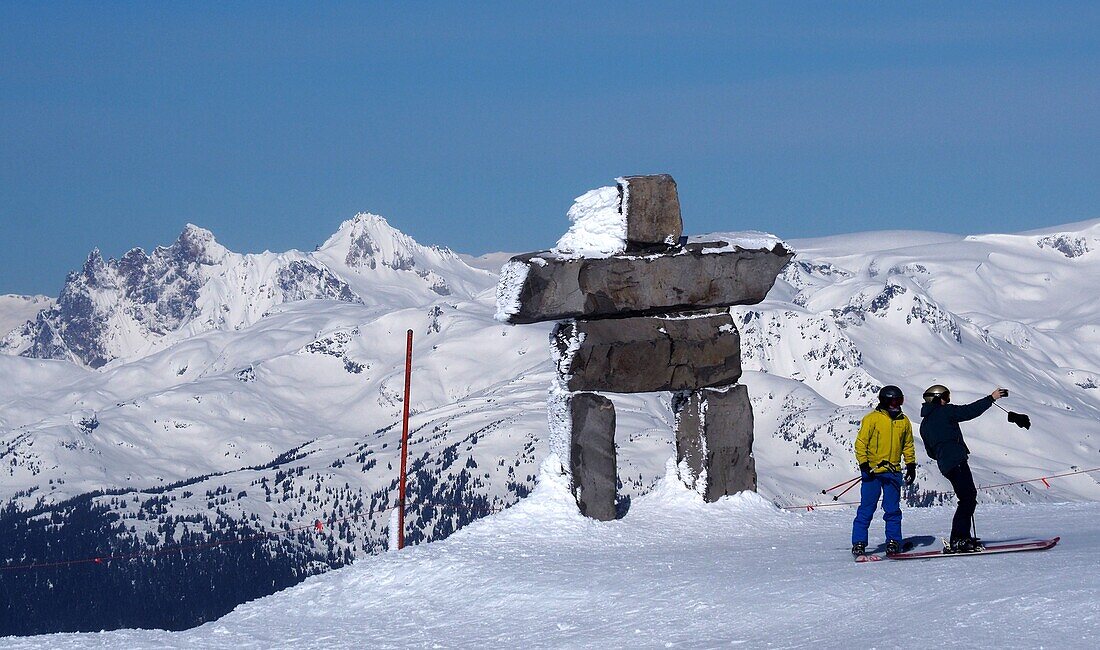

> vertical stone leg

[
  {"left": 673, "top": 384, "right": 756, "bottom": 501},
  {"left": 549, "top": 385, "right": 618, "bottom": 521}
]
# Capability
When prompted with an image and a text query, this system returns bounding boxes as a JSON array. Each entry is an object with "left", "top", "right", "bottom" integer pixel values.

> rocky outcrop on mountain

[
  {"left": 1036, "top": 234, "right": 1091, "bottom": 258},
  {"left": 5, "top": 225, "right": 360, "bottom": 367},
  {"left": 0, "top": 225, "right": 363, "bottom": 367},
  {"left": 502, "top": 175, "right": 791, "bottom": 519}
]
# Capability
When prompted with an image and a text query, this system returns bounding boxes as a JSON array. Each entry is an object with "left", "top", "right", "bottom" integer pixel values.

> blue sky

[{"left": 1, "top": 2, "right": 1098, "bottom": 295}]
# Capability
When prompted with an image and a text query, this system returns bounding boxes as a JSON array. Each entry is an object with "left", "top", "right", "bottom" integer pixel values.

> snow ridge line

[
  {"left": 0, "top": 497, "right": 507, "bottom": 573},
  {"left": 781, "top": 466, "right": 1100, "bottom": 511}
]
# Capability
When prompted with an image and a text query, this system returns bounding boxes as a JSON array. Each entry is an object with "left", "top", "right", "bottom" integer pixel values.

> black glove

[
  {"left": 904, "top": 463, "right": 916, "bottom": 485},
  {"left": 1007, "top": 412, "right": 1031, "bottom": 429},
  {"left": 859, "top": 462, "right": 873, "bottom": 481}
]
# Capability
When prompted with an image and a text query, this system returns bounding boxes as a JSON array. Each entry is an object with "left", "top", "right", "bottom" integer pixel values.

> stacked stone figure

[{"left": 496, "top": 175, "right": 792, "bottom": 520}]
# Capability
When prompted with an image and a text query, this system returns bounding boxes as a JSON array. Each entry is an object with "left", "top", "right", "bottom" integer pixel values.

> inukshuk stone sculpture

[{"left": 496, "top": 175, "right": 792, "bottom": 520}]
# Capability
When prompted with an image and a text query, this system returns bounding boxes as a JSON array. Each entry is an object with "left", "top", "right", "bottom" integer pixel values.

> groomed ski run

[{"left": 10, "top": 462, "right": 1098, "bottom": 649}]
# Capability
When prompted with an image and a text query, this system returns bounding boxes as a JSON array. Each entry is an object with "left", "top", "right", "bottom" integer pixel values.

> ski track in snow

[{"left": 13, "top": 463, "right": 1099, "bottom": 649}]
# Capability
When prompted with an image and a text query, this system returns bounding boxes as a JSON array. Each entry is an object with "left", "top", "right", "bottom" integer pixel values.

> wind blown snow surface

[{"left": 12, "top": 460, "right": 1099, "bottom": 649}]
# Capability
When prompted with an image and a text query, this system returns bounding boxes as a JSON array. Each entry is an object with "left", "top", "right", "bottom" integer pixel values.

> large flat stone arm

[{"left": 496, "top": 241, "right": 793, "bottom": 324}]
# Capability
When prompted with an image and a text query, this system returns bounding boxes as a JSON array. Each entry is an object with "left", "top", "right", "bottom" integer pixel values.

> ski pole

[
  {"left": 821, "top": 475, "right": 862, "bottom": 495},
  {"left": 833, "top": 476, "right": 863, "bottom": 501}
]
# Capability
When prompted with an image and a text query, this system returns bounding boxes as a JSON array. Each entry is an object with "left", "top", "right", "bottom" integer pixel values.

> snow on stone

[
  {"left": 695, "top": 230, "right": 787, "bottom": 252},
  {"left": 551, "top": 185, "right": 627, "bottom": 258},
  {"left": 548, "top": 319, "right": 584, "bottom": 379},
  {"left": 546, "top": 380, "right": 572, "bottom": 472},
  {"left": 493, "top": 260, "right": 529, "bottom": 322}
]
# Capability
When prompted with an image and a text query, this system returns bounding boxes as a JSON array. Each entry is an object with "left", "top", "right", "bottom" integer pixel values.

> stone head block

[{"left": 618, "top": 174, "right": 682, "bottom": 249}]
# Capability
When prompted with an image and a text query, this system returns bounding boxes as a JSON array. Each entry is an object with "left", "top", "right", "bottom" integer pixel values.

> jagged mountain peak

[
  {"left": 319, "top": 212, "right": 457, "bottom": 271},
  {"left": 80, "top": 247, "right": 105, "bottom": 272},
  {"left": 311, "top": 211, "right": 495, "bottom": 302},
  {"left": 159, "top": 223, "right": 230, "bottom": 265}
]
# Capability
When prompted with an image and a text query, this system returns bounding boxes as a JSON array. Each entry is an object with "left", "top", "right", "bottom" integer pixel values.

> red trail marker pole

[{"left": 398, "top": 329, "right": 413, "bottom": 550}]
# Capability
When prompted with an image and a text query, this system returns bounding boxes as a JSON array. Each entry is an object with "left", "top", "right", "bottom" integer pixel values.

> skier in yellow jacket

[{"left": 851, "top": 385, "right": 917, "bottom": 557}]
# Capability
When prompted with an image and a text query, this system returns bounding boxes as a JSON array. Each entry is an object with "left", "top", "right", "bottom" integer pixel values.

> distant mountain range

[{"left": 2, "top": 213, "right": 1099, "bottom": 634}]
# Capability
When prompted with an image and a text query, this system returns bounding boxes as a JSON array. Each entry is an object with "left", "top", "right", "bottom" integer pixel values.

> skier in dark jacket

[{"left": 919, "top": 384, "right": 1008, "bottom": 552}]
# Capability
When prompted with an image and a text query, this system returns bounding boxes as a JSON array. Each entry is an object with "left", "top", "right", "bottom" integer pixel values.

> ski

[{"left": 886, "top": 536, "right": 1059, "bottom": 560}]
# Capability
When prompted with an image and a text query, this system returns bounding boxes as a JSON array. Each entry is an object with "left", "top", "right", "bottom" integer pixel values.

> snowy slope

[
  {"left": 11, "top": 462, "right": 1099, "bottom": 649},
  {"left": 737, "top": 220, "right": 1100, "bottom": 506},
  {"left": 3, "top": 214, "right": 1100, "bottom": 636},
  {"left": 0, "top": 295, "right": 52, "bottom": 338}
]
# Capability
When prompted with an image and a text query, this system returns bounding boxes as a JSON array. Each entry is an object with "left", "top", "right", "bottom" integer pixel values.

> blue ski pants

[{"left": 851, "top": 472, "right": 902, "bottom": 545}]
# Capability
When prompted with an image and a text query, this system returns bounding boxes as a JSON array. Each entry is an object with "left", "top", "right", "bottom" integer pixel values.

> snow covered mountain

[
  {"left": 0, "top": 215, "right": 492, "bottom": 368},
  {"left": 0, "top": 295, "right": 53, "bottom": 340},
  {"left": 2, "top": 213, "right": 1100, "bottom": 635}
]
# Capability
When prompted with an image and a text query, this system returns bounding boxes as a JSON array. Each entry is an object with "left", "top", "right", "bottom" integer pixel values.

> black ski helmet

[{"left": 878, "top": 385, "right": 904, "bottom": 409}]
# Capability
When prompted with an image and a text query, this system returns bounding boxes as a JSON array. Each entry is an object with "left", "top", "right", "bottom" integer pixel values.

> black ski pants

[{"left": 944, "top": 461, "right": 978, "bottom": 541}]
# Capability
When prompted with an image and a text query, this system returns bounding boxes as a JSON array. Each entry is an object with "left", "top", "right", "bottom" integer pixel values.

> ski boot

[
  {"left": 885, "top": 539, "right": 902, "bottom": 557},
  {"left": 947, "top": 537, "right": 984, "bottom": 553},
  {"left": 851, "top": 542, "right": 867, "bottom": 558}
]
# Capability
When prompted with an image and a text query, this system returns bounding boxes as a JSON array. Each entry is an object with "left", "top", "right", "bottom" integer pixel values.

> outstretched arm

[{"left": 949, "top": 388, "right": 1005, "bottom": 423}]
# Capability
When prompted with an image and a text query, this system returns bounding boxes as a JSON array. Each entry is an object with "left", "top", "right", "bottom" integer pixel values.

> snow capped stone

[{"left": 552, "top": 176, "right": 684, "bottom": 257}]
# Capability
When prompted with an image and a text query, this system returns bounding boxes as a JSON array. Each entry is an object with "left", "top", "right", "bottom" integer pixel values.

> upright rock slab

[
  {"left": 552, "top": 311, "right": 742, "bottom": 393},
  {"left": 496, "top": 240, "right": 792, "bottom": 324},
  {"left": 674, "top": 384, "right": 757, "bottom": 501},
  {"left": 619, "top": 174, "right": 682, "bottom": 249},
  {"left": 548, "top": 389, "right": 618, "bottom": 521}
]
